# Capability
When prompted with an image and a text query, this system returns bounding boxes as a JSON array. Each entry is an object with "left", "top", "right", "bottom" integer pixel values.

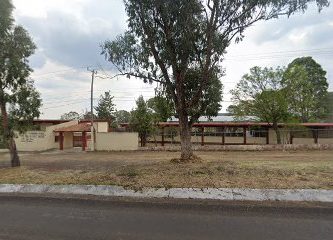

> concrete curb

[{"left": 0, "top": 184, "right": 332, "bottom": 202}]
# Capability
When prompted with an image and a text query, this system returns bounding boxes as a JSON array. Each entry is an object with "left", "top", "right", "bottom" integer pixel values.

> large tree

[
  {"left": 282, "top": 57, "right": 328, "bottom": 122},
  {"left": 230, "top": 67, "right": 290, "bottom": 144},
  {"left": 95, "top": 91, "right": 116, "bottom": 126},
  {"left": 324, "top": 92, "right": 333, "bottom": 122},
  {"left": 102, "top": 0, "right": 328, "bottom": 160},
  {"left": 0, "top": 0, "right": 42, "bottom": 167}
]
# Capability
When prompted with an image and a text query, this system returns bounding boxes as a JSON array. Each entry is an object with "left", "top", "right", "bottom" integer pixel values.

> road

[{"left": 0, "top": 195, "right": 332, "bottom": 240}]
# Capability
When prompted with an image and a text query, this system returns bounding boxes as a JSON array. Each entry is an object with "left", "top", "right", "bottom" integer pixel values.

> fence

[{"left": 144, "top": 127, "right": 333, "bottom": 146}]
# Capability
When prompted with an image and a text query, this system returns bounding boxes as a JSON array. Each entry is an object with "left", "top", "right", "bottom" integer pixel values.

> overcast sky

[{"left": 12, "top": 0, "right": 333, "bottom": 119}]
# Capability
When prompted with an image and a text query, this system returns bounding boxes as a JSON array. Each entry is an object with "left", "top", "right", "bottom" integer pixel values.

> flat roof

[
  {"left": 54, "top": 122, "right": 91, "bottom": 132},
  {"left": 32, "top": 119, "right": 108, "bottom": 124},
  {"left": 121, "top": 122, "right": 333, "bottom": 128}
]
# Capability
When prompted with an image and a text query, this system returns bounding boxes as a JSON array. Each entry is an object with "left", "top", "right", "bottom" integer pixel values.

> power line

[{"left": 30, "top": 47, "right": 333, "bottom": 78}]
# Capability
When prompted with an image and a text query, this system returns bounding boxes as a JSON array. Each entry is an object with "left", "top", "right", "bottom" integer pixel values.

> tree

[
  {"left": 147, "top": 95, "right": 174, "bottom": 122},
  {"left": 282, "top": 57, "right": 329, "bottom": 122},
  {"left": 94, "top": 91, "right": 116, "bottom": 126},
  {"left": 0, "top": 0, "right": 42, "bottom": 167},
  {"left": 130, "top": 96, "right": 153, "bottom": 147},
  {"left": 60, "top": 111, "right": 80, "bottom": 120},
  {"left": 113, "top": 110, "right": 131, "bottom": 126},
  {"left": 81, "top": 110, "right": 97, "bottom": 120},
  {"left": 231, "top": 67, "right": 290, "bottom": 144},
  {"left": 102, "top": 0, "right": 328, "bottom": 161},
  {"left": 324, "top": 92, "right": 333, "bottom": 122}
]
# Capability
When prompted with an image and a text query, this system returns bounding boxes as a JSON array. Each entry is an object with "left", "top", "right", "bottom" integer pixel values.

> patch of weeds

[
  {"left": 226, "top": 169, "right": 237, "bottom": 175},
  {"left": 117, "top": 168, "right": 139, "bottom": 178},
  {"left": 188, "top": 167, "right": 214, "bottom": 176}
]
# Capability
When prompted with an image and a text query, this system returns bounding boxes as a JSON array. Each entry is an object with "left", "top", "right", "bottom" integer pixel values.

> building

[
  {"left": 121, "top": 121, "right": 333, "bottom": 146},
  {"left": 14, "top": 119, "right": 138, "bottom": 152}
]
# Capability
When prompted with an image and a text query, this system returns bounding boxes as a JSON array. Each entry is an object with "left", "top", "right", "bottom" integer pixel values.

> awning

[{"left": 54, "top": 122, "right": 91, "bottom": 132}]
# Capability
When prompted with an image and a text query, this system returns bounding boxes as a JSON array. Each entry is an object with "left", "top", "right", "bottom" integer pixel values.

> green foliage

[
  {"left": 60, "top": 111, "right": 81, "bottom": 120},
  {"left": 231, "top": 66, "right": 290, "bottom": 124},
  {"left": 113, "top": 110, "right": 131, "bottom": 125},
  {"left": 147, "top": 95, "right": 174, "bottom": 122},
  {"left": 129, "top": 96, "right": 153, "bottom": 146},
  {"left": 183, "top": 68, "right": 223, "bottom": 121},
  {"left": 101, "top": 0, "right": 328, "bottom": 157},
  {"left": 282, "top": 57, "right": 329, "bottom": 122},
  {"left": 324, "top": 92, "right": 333, "bottom": 122},
  {"left": 94, "top": 91, "right": 116, "bottom": 124},
  {"left": 0, "top": 0, "right": 41, "bottom": 136},
  {"left": 81, "top": 110, "right": 97, "bottom": 120}
]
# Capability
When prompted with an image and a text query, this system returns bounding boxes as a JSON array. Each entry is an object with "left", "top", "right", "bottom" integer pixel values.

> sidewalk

[{"left": 0, "top": 184, "right": 332, "bottom": 202}]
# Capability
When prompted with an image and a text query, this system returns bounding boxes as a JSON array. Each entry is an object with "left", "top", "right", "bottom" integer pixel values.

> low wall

[
  {"left": 95, "top": 132, "right": 138, "bottom": 151},
  {"left": 141, "top": 144, "right": 333, "bottom": 152}
]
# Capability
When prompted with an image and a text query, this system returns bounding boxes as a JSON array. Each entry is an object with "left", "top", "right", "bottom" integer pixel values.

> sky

[{"left": 11, "top": 0, "right": 333, "bottom": 119}]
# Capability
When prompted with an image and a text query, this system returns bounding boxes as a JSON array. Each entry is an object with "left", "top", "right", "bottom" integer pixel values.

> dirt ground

[{"left": 0, "top": 150, "right": 332, "bottom": 189}]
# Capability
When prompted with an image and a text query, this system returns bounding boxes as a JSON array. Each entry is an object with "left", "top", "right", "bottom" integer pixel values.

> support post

[
  {"left": 161, "top": 127, "right": 165, "bottom": 146},
  {"left": 266, "top": 128, "right": 270, "bottom": 145},
  {"left": 222, "top": 127, "right": 225, "bottom": 145},
  {"left": 82, "top": 132, "right": 86, "bottom": 151},
  {"left": 59, "top": 132, "right": 64, "bottom": 150},
  {"left": 243, "top": 127, "right": 247, "bottom": 145},
  {"left": 201, "top": 127, "right": 204, "bottom": 146},
  {"left": 289, "top": 130, "right": 293, "bottom": 144},
  {"left": 314, "top": 129, "right": 319, "bottom": 144}
]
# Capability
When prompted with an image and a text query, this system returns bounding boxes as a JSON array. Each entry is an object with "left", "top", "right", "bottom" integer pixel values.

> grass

[{"left": 0, "top": 150, "right": 332, "bottom": 190}]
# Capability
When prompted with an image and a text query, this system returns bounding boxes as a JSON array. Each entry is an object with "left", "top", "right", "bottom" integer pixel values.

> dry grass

[{"left": 0, "top": 150, "right": 332, "bottom": 189}]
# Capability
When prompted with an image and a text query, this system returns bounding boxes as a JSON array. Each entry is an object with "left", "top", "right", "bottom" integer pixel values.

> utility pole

[{"left": 88, "top": 68, "right": 97, "bottom": 151}]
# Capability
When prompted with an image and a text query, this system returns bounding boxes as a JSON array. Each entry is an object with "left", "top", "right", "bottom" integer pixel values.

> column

[
  {"left": 161, "top": 127, "right": 165, "bottom": 146},
  {"left": 82, "top": 132, "right": 86, "bottom": 151},
  {"left": 201, "top": 127, "right": 205, "bottom": 146},
  {"left": 243, "top": 127, "right": 247, "bottom": 145},
  {"left": 313, "top": 129, "right": 319, "bottom": 144},
  {"left": 59, "top": 132, "right": 64, "bottom": 150}
]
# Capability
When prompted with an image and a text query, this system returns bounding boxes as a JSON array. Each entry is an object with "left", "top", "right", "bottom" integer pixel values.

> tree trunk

[
  {"left": 0, "top": 102, "right": 20, "bottom": 167},
  {"left": 273, "top": 123, "right": 282, "bottom": 144},
  {"left": 178, "top": 112, "right": 193, "bottom": 160},
  {"left": 140, "top": 134, "right": 147, "bottom": 147}
]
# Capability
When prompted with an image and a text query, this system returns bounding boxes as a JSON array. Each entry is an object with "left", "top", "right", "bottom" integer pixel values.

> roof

[
  {"left": 33, "top": 119, "right": 108, "bottom": 124},
  {"left": 121, "top": 122, "right": 333, "bottom": 128},
  {"left": 168, "top": 115, "right": 254, "bottom": 122},
  {"left": 54, "top": 122, "right": 91, "bottom": 132}
]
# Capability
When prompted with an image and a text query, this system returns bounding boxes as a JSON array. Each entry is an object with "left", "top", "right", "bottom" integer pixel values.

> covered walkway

[{"left": 54, "top": 122, "right": 91, "bottom": 151}]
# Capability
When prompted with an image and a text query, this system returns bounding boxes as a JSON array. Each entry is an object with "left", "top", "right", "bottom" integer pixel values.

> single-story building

[
  {"left": 121, "top": 121, "right": 333, "bottom": 146},
  {"left": 14, "top": 119, "right": 138, "bottom": 152}
]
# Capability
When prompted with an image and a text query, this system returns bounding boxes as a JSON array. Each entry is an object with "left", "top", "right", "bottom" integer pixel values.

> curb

[{"left": 0, "top": 184, "right": 332, "bottom": 202}]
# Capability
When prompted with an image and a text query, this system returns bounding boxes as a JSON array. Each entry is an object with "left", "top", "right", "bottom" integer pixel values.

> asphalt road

[{"left": 0, "top": 195, "right": 332, "bottom": 240}]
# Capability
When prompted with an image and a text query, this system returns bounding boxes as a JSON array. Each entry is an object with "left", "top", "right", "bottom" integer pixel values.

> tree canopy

[
  {"left": 230, "top": 66, "right": 289, "bottom": 144},
  {"left": 60, "top": 111, "right": 81, "bottom": 121},
  {"left": 147, "top": 95, "right": 174, "bottom": 122},
  {"left": 113, "top": 110, "right": 131, "bottom": 127},
  {"left": 129, "top": 96, "right": 153, "bottom": 147},
  {"left": 0, "top": 0, "right": 41, "bottom": 166},
  {"left": 282, "top": 56, "right": 328, "bottom": 122},
  {"left": 95, "top": 91, "right": 116, "bottom": 125},
  {"left": 102, "top": 0, "right": 328, "bottom": 160}
]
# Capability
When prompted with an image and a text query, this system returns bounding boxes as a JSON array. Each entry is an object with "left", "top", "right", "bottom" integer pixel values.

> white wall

[
  {"left": 95, "top": 122, "right": 108, "bottom": 132},
  {"left": 15, "top": 121, "right": 78, "bottom": 151},
  {"left": 95, "top": 132, "right": 138, "bottom": 151}
]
